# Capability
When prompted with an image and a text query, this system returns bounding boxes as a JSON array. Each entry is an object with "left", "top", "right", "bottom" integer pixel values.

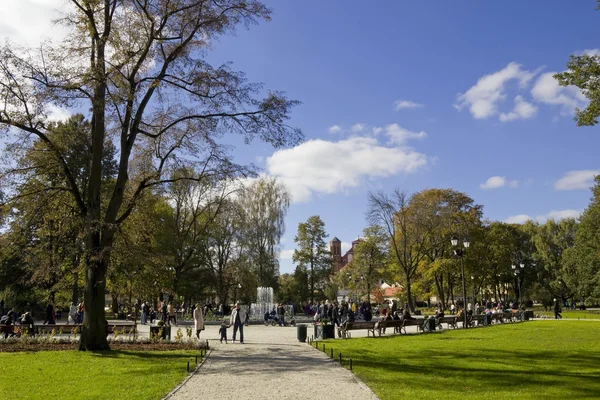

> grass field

[
  {"left": 532, "top": 307, "right": 600, "bottom": 320},
  {"left": 322, "top": 321, "right": 600, "bottom": 400},
  {"left": 0, "top": 350, "right": 199, "bottom": 399}
]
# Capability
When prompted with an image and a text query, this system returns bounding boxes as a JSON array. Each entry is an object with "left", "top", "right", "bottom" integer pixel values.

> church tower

[{"left": 330, "top": 237, "right": 343, "bottom": 272}]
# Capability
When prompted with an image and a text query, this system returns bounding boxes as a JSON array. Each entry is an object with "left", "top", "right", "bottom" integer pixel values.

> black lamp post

[
  {"left": 451, "top": 236, "right": 470, "bottom": 329},
  {"left": 511, "top": 255, "right": 526, "bottom": 306}
]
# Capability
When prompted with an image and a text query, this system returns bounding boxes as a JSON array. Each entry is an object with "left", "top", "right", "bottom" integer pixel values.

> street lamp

[
  {"left": 451, "top": 236, "right": 470, "bottom": 329},
  {"left": 511, "top": 254, "right": 526, "bottom": 306}
]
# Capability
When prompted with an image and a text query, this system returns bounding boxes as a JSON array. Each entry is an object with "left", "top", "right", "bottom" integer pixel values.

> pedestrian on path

[
  {"left": 553, "top": 299, "right": 562, "bottom": 319},
  {"left": 194, "top": 303, "right": 205, "bottom": 339},
  {"left": 230, "top": 302, "right": 246, "bottom": 343},
  {"left": 219, "top": 320, "right": 229, "bottom": 343}
]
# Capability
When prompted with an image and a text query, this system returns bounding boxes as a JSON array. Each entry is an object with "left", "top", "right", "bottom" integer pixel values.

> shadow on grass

[
  {"left": 89, "top": 350, "right": 198, "bottom": 360},
  {"left": 331, "top": 343, "right": 600, "bottom": 398}
]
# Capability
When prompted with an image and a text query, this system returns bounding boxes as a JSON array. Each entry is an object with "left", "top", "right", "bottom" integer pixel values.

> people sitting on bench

[
  {"left": 402, "top": 308, "right": 415, "bottom": 321},
  {"left": 1, "top": 311, "right": 14, "bottom": 338}
]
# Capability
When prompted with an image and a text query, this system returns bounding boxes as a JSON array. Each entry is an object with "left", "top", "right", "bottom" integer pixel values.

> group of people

[
  {"left": 0, "top": 310, "right": 34, "bottom": 338},
  {"left": 140, "top": 300, "right": 180, "bottom": 326}
]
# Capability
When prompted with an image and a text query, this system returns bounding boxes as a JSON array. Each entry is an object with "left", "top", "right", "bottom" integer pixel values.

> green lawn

[
  {"left": 0, "top": 350, "right": 199, "bottom": 399},
  {"left": 322, "top": 321, "right": 600, "bottom": 400},
  {"left": 533, "top": 308, "right": 600, "bottom": 319}
]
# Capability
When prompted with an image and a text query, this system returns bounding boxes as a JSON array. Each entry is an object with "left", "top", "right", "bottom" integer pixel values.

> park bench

[
  {"left": 435, "top": 316, "right": 459, "bottom": 330},
  {"left": 377, "top": 318, "right": 425, "bottom": 335},
  {"left": 338, "top": 320, "right": 376, "bottom": 338},
  {"left": 1, "top": 324, "right": 15, "bottom": 337},
  {"left": 374, "top": 319, "right": 403, "bottom": 336},
  {"left": 468, "top": 314, "right": 491, "bottom": 327}
]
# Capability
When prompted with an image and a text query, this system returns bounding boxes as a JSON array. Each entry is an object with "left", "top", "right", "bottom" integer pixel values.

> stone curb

[
  {"left": 162, "top": 349, "right": 212, "bottom": 400},
  {"left": 307, "top": 341, "right": 379, "bottom": 400}
]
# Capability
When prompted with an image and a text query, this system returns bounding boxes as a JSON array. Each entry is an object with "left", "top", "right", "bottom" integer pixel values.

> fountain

[{"left": 251, "top": 287, "right": 274, "bottom": 320}]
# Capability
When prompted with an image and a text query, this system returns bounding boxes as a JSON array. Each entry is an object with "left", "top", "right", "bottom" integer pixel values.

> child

[{"left": 219, "top": 320, "right": 229, "bottom": 344}]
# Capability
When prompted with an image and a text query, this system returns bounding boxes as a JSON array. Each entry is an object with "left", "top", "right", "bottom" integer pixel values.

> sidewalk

[{"left": 165, "top": 324, "right": 379, "bottom": 400}]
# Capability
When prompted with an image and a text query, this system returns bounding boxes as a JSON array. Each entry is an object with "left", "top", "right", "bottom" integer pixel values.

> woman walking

[{"left": 194, "top": 303, "right": 205, "bottom": 339}]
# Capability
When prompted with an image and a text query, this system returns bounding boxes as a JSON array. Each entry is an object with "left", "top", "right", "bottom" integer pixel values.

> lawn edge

[
  {"left": 161, "top": 349, "right": 212, "bottom": 400},
  {"left": 308, "top": 342, "right": 379, "bottom": 400}
]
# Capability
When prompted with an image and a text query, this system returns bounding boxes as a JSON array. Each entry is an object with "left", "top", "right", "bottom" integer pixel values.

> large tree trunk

[{"left": 79, "top": 254, "right": 110, "bottom": 351}]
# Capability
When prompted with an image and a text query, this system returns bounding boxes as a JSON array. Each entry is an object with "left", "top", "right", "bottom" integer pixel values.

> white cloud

[
  {"left": 531, "top": 72, "right": 587, "bottom": 114},
  {"left": 543, "top": 209, "right": 581, "bottom": 221},
  {"left": 456, "top": 62, "right": 538, "bottom": 120},
  {"left": 351, "top": 123, "right": 366, "bottom": 133},
  {"left": 581, "top": 49, "right": 600, "bottom": 56},
  {"left": 328, "top": 125, "right": 342, "bottom": 134},
  {"left": 394, "top": 100, "right": 424, "bottom": 110},
  {"left": 480, "top": 176, "right": 506, "bottom": 189},
  {"left": 0, "top": 0, "right": 71, "bottom": 47},
  {"left": 505, "top": 214, "right": 532, "bottom": 224},
  {"left": 45, "top": 104, "right": 72, "bottom": 122},
  {"left": 554, "top": 170, "right": 599, "bottom": 190},
  {"left": 505, "top": 209, "right": 581, "bottom": 224},
  {"left": 499, "top": 95, "right": 538, "bottom": 122},
  {"left": 375, "top": 123, "right": 427, "bottom": 145},
  {"left": 480, "top": 176, "right": 519, "bottom": 189},
  {"left": 279, "top": 249, "right": 295, "bottom": 260},
  {"left": 266, "top": 136, "right": 428, "bottom": 203}
]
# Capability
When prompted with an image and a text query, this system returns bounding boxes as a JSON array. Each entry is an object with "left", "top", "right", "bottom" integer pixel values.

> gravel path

[{"left": 166, "top": 324, "right": 379, "bottom": 400}]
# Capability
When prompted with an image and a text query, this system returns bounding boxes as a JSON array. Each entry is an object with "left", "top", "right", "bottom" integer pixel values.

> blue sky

[
  {"left": 2, "top": 1, "right": 600, "bottom": 274},
  {"left": 206, "top": 0, "right": 600, "bottom": 273}
]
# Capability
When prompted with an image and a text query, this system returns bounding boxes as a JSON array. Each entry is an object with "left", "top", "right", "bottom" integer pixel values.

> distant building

[{"left": 330, "top": 237, "right": 363, "bottom": 272}]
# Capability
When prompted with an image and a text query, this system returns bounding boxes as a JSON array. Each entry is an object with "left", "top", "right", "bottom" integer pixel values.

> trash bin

[
  {"left": 524, "top": 310, "right": 533, "bottom": 321},
  {"left": 297, "top": 324, "right": 307, "bottom": 342},
  {"left": 55, "top": 310, "right": 62, "bottom": 320}
]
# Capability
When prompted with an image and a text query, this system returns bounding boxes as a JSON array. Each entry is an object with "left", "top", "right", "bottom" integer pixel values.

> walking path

[{"left": 165, "top": 324, "right": 379, "bottom": 400}]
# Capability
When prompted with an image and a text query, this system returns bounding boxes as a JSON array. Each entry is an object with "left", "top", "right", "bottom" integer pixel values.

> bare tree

[
  {"left": 367, "top": 190, "right": 431, "bottom": 311},
  {"left": 0, "top": 0, "right": 301, "bottom": 350}
]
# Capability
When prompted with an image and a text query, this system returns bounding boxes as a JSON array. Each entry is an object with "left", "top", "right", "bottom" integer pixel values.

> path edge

[
  {"left": 307, "top": 342, "right": 379, "bottom": 400},
  {"left": 162, "top": 349, "right": 212, "bottom": 400}
]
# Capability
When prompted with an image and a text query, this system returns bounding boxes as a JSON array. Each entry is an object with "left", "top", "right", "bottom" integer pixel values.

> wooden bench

[
  {"left": 374, "top": 319, "right": 403, "bottom": 336},
  {"left": 436, "top": 315, "right": 459, "bottom": 330},
  {"left": 468, "top": 314, "right": 491, "bottom": 327},
  {"left": 1, "top": 324, "right": 15, "bottom": 337},
  {"left": 338, "top": 321, "right": 376, "bottom": 338}
]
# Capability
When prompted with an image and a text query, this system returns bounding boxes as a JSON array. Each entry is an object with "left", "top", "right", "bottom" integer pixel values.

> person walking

[
  {"left": 167, "top": 301, "right": 177, "bottom": 326},
  {"left": 230, "top": 302, "right": 246, "bottom": 343},
  {"left": 193, "top": 303, "right": 205, "bottom": 339},
  {"left": 553, "top": 298, "right": 562, "bottom": 319},
  {"left": 44, "top": 303, "right": 55, "bottom": 325},
  {"left": 277, "top": 303, "right": 285, "bottom": 326},
  {"left": 141, "top": 302, "right": 149, "bottom": 325},
  {"left": 68, "top": 302, "right": 77, "bottom": 325},
  {"left": 161, "top": 301, "right": 168, "bottom": 324}
]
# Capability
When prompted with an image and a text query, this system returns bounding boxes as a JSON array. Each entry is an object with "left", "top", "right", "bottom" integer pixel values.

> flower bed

[{"left": 0, "top": 336, "right": 208, "bottom": 352}]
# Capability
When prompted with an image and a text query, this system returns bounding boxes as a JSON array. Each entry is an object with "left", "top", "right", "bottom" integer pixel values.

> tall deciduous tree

[
  {"left": 292, "top": 215, "right": 330, "bottom": 304},
  {"left": 0, "top": 0, "right": 301, "bottom": 350},
  {"left": 346, "top": 226, "right": 387, "bottom": 303},
  {"left": 238, "top": 177, "right": 290, "bottom": 287},
  {"left": 563, "top": 176, "right": 600, "bottom": 303}
]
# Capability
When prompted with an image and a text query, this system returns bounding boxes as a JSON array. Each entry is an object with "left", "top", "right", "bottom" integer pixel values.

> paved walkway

[{"left": 166, "top": 324, "right": 379, "bottom": 400}]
